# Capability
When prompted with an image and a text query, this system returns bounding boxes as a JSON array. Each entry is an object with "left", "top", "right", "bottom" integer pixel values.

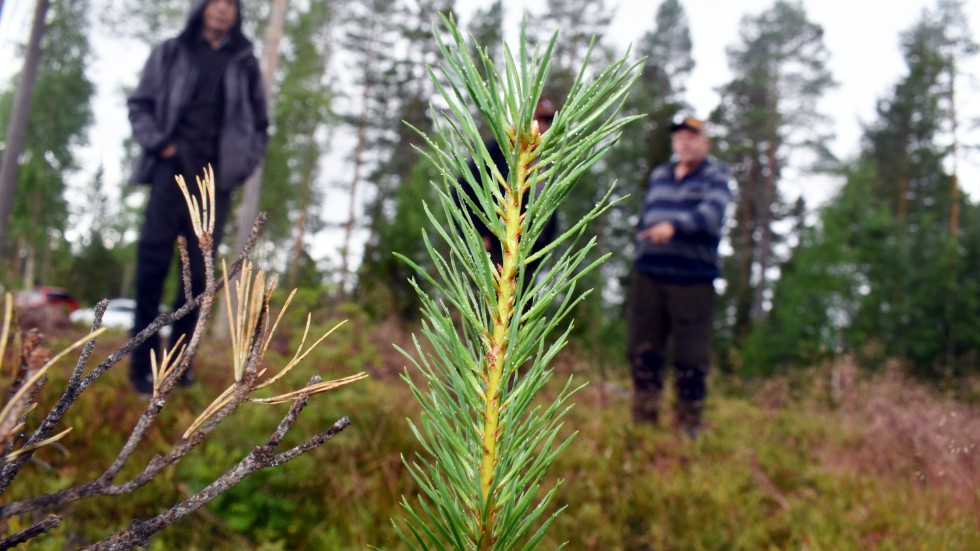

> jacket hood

[{"left": 179, "top": 0, "right": 249, "bottom": 51}]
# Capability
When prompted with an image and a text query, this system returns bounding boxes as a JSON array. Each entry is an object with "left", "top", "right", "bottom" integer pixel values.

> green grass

[{"left": 5, "top": 318, "right": 979, "bottom": 550}]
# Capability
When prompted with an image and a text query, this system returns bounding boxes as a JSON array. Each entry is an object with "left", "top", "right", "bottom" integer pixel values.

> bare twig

[
  {"left": 0, "top": 204, "right": 360, "bottom": 550},
  {"left": 0, "top": 232, "right": 272, "bottom": 519},
  {"left": 86, "top": 379, "right": 351, "bottom": 551},
  {"left": 0, "top": 349, "right": 262, "bottom": 518},
  {"left": 1, "top": 329, "right": 51, "bottom": 462},
  {"left": 0, "top": 300, "right": 104, "bottom": 491},
  {"left": 11, "top": 330, "right": 42, "bottom": 398},
  {"left": 89, "top": 416, "right": 350, "bottom": 551},
  {"left": 0, "top": 515, "right": 61, "bottom": 550},
  {"left": 177, "top": 236, "right": 194, "bottom": 304},
  {"left": 0, "top": 214, "right": 267, "bottom": 497}
]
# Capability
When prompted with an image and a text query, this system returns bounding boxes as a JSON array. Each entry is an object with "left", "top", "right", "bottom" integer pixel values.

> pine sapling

[{"left": 395, "top": 14, "right": 642, "bottom": 550}]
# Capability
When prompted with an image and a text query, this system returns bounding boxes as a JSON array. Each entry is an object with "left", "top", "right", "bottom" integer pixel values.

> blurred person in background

[
  {"left": 127, "top": 0, "right": 268, "bottom": 396},
  {"left": 457, "top": 97, "right": 560, "bottom": 285},
  {"left": 628, "top": 114, "right": 732, "bottom": 439}
]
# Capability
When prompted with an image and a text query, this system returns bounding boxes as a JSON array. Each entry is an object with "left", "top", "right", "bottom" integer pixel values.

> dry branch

[{"left": 0, "top": 179, "right": 363, "bottom": 548}]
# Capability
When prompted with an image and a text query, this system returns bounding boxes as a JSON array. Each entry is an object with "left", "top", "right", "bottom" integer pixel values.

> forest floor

[{"left": 5, "top": 313, "right": 980, "bottom": 550}]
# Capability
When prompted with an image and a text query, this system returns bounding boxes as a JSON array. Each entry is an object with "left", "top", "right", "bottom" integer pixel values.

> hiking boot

[
  {"left": 632, "top": 390, "right": 661, "bottom": 424},
  {"left": 683, "top": 425, "right": 700, "bottom": 441},
  {"left": 675, "top": 399, "right": 703, "bottom": 439}
]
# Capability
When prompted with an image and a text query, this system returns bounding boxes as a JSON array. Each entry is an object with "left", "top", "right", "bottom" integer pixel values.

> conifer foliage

[{"left": 393, "top": 14, "right": 641, "bottom": 550}]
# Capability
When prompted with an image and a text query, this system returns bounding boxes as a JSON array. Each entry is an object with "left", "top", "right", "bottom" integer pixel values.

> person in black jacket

[
  {"left": 127, "top": 0, "right": 268, "bottom": 396},
  {"left": 458, "top": 97, "right": 559, "bottom": 285}
]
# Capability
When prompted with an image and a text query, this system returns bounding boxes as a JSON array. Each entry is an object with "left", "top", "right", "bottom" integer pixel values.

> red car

[{"left": 14, "top": 286, "right": 80, "bottom": 313}]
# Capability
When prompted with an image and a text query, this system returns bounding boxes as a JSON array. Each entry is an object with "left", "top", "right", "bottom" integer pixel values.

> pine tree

[
  {"left": 1, "top": 0, "right": 94, "bottom": 285},
  {"left": 712, "top": 0, "right": 835, "bottom": 345},
  {"left": 858, "top": 1, "right": 976, "bottom": 375},
  {"left": 394, "top": 15, "right": 641, "bottom": 547},
  {"left": 356, "top": 0, "right": 457, "bottom": 318},
  {"left": 748, "top": 1, "right": 980, "bottom": 378},
  {"left": 258, "top": 0, "right": 336, "bottom": 286},
  {"left": 336, "top": 0, "right": 400, "bottom": 297}
]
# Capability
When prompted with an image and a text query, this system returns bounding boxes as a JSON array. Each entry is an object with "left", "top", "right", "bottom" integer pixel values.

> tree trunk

[
  {"left": 230, "top": 0, "right": 287, "bottom": 262},
  {"left": 120, "top": 259, "right": 134, "bottom": 298},
  {"left": 338, "top": 81, "right": 373, "bottom": 297},
  {"left": 0, "top": 0, "right": 50, "bottom": 260},
  {"left": 287, "top": 145, "right": 318, "bottom": 289},
  {"left": 11, "top": 235, "right": 25, "bottom": 283},
  {"left": 896, "top": 126, "right": 909, "bottom": 227},
  {"left": 945, "top": 56, "right": 960, "bottom": 375},
  {"left": 734, "top": 151, "right": 758, "bottom": 339},
  {"left": 948, "top": 58, "right": 959, "bottom": 239},
  {"left": 752, "top": 134, "right": 778, "bottom": 320},
  {"left": 214, "top": 0, "right": 287, "bottom": 339},
  {"left": 753, "top": 75, "right": 780, "bottom": 321},
  {"left": 28, "top": 184, "right": 42, "bottom": 287},
  {"left": 21, "top": 246, "right": 34, "bottom": 290},
  {"left": 287, "top": 205, "right": 308, "bottom": 289}
]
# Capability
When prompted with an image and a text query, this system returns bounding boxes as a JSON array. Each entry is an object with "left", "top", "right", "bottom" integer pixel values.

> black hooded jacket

[
  {"left": 457, "top": 139, "right": 558, "bottom": 272},
  {"left": 127, "top": 0, "right": 268, "bottom": 192}
]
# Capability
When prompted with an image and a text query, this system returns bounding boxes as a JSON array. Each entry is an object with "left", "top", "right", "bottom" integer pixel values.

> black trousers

[
  {"left": 627, "top": 271, "right": 715, "bottom": 404},
  {"left": 130, "top": 157, "right": 231, "bottom": 381}
]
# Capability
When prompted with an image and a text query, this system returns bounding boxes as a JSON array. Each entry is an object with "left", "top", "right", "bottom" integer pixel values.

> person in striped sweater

[{"left": 628, "top": 114, "right": 733, "bottom": 439}]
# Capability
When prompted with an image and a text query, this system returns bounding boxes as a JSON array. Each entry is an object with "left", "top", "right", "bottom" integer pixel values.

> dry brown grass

[
  {"left": 825, "top": 357, "right": 980, "bottom": 526},
  {"left": 362, "top": 315, "right": 418, "bottom": 380}
]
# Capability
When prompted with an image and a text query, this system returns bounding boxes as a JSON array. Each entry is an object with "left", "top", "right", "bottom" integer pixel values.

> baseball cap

[{"left": 670, "top": 114, "right": 706, "bottom": 134}]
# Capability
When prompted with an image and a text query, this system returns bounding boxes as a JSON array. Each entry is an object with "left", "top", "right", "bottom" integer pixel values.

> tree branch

[
  {"left": 0, "top": 261, "right": 265, "bottom": 518},
  {"left": 177, "top": 236, "right": 194, "bottom": 303},
  {"left": 86, "top": 413, "right": 351, "bottom": 551},
  {"left": 0, "top": 515, "right": 61, "bottom": 550},
  {"left": 0, "top": 209, "right": 355, "bottom": 549},
  {"left": 0, "top": 215, "right": 267, "bottom": 499}
]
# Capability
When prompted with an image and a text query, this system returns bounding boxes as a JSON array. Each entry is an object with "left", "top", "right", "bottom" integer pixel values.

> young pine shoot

[{"left": 395, "top": 15, "right": 642, "bottom": 550}]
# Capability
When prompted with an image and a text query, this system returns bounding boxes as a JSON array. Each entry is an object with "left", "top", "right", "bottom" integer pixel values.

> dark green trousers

[{"left": 627, "top": 271, "right": 715, "bottom": 421}]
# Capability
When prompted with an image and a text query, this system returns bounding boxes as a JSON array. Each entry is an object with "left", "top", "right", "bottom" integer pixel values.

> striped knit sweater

[{"left": 634, "top": 156, "right": 733, "bottom": 284}]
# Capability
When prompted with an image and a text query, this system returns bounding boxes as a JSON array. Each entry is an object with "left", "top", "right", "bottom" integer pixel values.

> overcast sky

[
  {"left": 1, "top": 0, "right": 979, "bottom": 259},
  {"left": 479, "top": 0, "right": 980, "bottom": 205}
]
